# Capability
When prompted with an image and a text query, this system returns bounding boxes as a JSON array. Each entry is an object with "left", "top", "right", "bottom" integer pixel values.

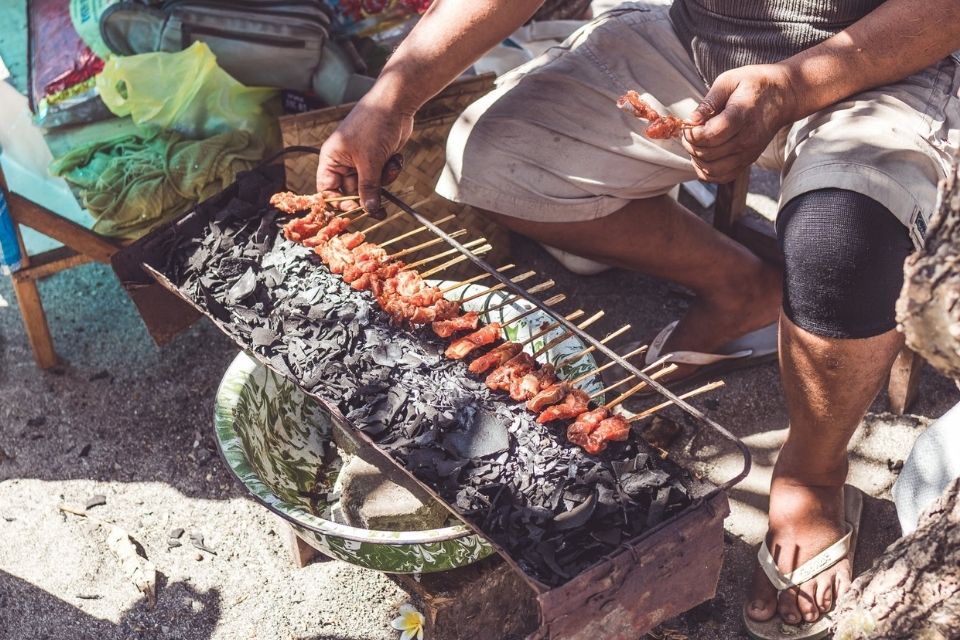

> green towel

[{"left": 50, "top": 128, "right": 264, "bottom": 238}]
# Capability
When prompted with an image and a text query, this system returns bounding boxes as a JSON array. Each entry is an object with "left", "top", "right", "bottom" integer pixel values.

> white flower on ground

[{"left": 391, "top": 603, "right": 425, "bottom": 640}]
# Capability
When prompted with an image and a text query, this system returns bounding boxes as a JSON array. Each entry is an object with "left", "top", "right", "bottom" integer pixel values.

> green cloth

[{"left": 49, "top": 128, "right": 264, "bottom": 238}]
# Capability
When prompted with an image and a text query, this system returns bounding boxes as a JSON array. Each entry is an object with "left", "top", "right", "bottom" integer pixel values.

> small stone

[
  {"left": 26, "top": 416, "right": 45, "bottom": 428},
  {"left": 168, "top": 540, "right": 182, "bottom": 549},
  {"left": 338, "top": 452, "right": 448, "bottom": 531},
  {"left": 888, "top": 459, "right": 905, "bottom": 473},
  {"left": 169, "top": 527, "right": 185, "bottom": 539},
  {"left": 78, "top": 444, "right": 92, "bottom": 458},
  {"left": 85, "top": 494, "right": 107, "bottom": 510},
  {"left": 194, "top": 553, "right": 203, "bottom": 561}
]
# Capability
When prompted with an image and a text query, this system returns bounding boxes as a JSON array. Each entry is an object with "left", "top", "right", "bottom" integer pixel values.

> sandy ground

[{"left": 2, "top": 169, "right": 958, "bottom": 640}]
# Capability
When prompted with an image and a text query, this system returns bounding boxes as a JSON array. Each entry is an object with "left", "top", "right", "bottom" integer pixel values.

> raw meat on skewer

[
  {"left": 566, "top": 407, "right": 608, "bottom": 448},
  {"left": 584, "top": 414, "right": 631, "bottom": 454},
  {"left": 485, "top": 352, "right": 537, "bottom": 392},
  {"left": 526, "top": 381, "right": 570, "bottom": 412},
  {"left": 270, "top": 191, "right": 327, "bottom": 217},
  {"left": 617, "top": 90, "right": 695, "bottom": 140},
  {"left": 468, "top": 341, "right": 522, "bottom": 374},
  {"left": 537, "top": 387, "right": 590, "bottom": 424},
  {"left": 509, "top": 362, "right": 557, "bottom": 402},
  {"left": 432, "top": 311, "right": 481, "bottom": 338},
  {"left": 446, "top": 323, "right": 502, "bottom": 359}
]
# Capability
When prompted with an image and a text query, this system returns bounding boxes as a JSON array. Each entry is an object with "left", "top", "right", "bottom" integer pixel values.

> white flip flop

[
  {"left": 743, "top": 485, "right": 864, "bottom": 640},
  {"left": 634, "top": 320, "right": 779, "bottom": 394}
]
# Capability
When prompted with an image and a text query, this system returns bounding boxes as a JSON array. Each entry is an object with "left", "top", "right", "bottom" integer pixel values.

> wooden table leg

[
  {"left": 9, "top": 216, "right": 58, "bottom": 368},
  {"left": 888, "top": 346, "right": 924, "bottom": 415}
]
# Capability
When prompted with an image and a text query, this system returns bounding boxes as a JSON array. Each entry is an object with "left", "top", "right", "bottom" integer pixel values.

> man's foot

[
  {"left": 746, "top": 478, "right": 852, "bottom": 626},
  {"left": 653, "top": 260, "right": 782, "bottom": 380}
]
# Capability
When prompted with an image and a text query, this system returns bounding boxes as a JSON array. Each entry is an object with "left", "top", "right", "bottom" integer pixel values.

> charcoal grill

[{"left": 113, "top": 149, "right": 751, "bottom": 639}]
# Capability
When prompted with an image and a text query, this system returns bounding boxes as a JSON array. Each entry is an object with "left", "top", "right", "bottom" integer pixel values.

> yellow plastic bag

[{"left": 96, "top": 41, "right": 278, "bottom": 143}]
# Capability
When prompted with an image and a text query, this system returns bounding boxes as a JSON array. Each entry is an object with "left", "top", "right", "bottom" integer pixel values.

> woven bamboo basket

[{"left": 279, "top": 74, "right": 511, "bottom": 274}]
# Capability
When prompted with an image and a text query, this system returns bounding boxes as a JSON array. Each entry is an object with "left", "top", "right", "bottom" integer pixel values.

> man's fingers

[
  {"left": 692, "top": 152, "right": 750, "bottom": 184},
  {"left": 381, "top": 153, "right": 404, "bottom": 186},
  {"left": 357, "top": 161, "right": 386, "bottom": 219}
]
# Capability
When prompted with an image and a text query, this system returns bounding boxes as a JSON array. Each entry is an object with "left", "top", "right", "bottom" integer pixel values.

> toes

[
  {"left": 834, "top": 563, "right": 854, "bottom": 600},
  {"left": 816, "top": 574, "right": 835, "bottom": 612},
  {"left": 777, "top": 587, "right": 804, "bottom": 626},
  {"left": 746, "top": 564, "right": 778, "bottom": 622},
  {"left": 796, "top": 582, "right": 820, "bottom": 622}
]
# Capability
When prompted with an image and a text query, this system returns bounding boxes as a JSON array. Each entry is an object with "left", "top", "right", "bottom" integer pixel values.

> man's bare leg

[
  {"left": 482, "top": 194, "right": 782, "bottom": 359},
  {"left": 746, "top": 315, "right": 903, "bottom": 624}
]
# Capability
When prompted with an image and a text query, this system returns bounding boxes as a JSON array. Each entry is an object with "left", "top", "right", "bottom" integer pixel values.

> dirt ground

[{"left": 2, "top": 166, "right": 959, "bottom": 640}]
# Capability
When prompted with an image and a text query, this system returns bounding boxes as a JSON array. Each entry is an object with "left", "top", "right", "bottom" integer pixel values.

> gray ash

[{"left": 164, "top": 168, "right": 693, "bottom": 586}]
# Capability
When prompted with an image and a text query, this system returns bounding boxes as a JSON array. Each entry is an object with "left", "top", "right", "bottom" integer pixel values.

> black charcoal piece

[
  {"left": 443, "top": 410, "right": 510, "bottom": 459},
  {"left": 224, "top": 268, "right": 256, "bottom": 304}
]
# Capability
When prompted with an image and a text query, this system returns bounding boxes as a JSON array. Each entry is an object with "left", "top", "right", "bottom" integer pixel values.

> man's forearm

[
  {"left": 368, "top": 0, "right": 542, "bottom": 115},
  {"left": 784, "top": 0, "right": 960, "bottom": 119}
]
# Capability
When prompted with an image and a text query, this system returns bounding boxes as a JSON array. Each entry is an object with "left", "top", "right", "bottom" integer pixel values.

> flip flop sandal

[
  {"left": 632, "top": 320, "right": 779, "bottom": 397},
  {"left": 743, "top": 485, "right": 864, "bottom": 640}
]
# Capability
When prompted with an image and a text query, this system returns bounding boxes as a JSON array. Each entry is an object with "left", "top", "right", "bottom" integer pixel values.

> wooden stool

[
  {"left": 1, "top": 166, "right": 122, "bottom": 369},
  {"left": 713, "top": 170, "right": 923, "bottom": 414}
]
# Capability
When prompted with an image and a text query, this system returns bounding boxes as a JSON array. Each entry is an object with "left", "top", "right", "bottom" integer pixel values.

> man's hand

[
  {"left": 316, "top": 98, "right": 414, "bottom": 215},
  {"left": 682, "top": 64, "right": 800, "bottom": 184}
]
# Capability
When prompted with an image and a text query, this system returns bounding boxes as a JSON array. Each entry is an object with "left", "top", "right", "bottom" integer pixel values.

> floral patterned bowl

[{"left": 213, "top": 284, "right": 602, "bottom": 574}]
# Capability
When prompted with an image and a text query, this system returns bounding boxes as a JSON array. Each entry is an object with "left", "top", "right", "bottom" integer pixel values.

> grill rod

[{"left": 382, "top": 187, "right": 751, "bottom": 493}]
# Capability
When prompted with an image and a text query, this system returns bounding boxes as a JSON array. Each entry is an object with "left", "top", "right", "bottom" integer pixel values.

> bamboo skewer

[
  {"left": 438, "top": 264, "right": 515, "bottom": 294},
  {"left": 518, "top": 310, "right": 586, "bottom": 348},
  {"left": 404, "top": 240, "right": 487, "bottom": 271},
  {"left": 326, "top": 194, "right": 361, "bottom": 203},
  {"left": 532, "top": 311, "right": 605, "bottom": 358},
  {"left": 569, "top": 343, "right": 648, "bottom": 386},
  {"left": 483, "top": 280, "right": 556, "bottom": 314},
  {"left": 554, "top": 324, "right": 633, "bottom": 367},
  {"left": 420, "top": 246, "right": 492, "bottom": 278},
  {"left": 593, "top": 364, "right": 679, "bottom": 401},
  {"left": 627, "top": 381, "right": 725, "bottom": 423},
  {"left": 598, "top": 356, "right": 676, "bottom": 406},
  {"left": 385, "top": 232, "right": 467, "bottom": 261},
  {"left": 402, "top": 239, "right": 488, "bottom": 271},
  {"left": 457, "top": 271, "right": 538, "bottom": 304},
  {"left": 500, "top": 294, "right": 566, "bottom": 328},
  {"left": 356, "top": 211, "right": 407, "bottom": 236},
  {"left": 377, "top": 214, "right": 456, "bottom": 247}
]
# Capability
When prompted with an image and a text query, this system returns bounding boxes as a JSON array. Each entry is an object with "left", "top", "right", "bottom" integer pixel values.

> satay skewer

[
  {"left": 325, "top": 194, "right": 361, "bottom": 203},
  {"left": 420, "top": 246, "right": 492, "bottom": 278},
  {"left": 404, "top": 240, "right": 488, "bottom": 271},
  {"left": 482, "top": 280, "right": 556, "bottom": 313},
  {"left": 568, "top": 343, "right": 649, "bottom": 386},
  {"left": 500, "top": 294, "right": 566, "bottom": 329},
  {"left": 531, "top": 311, "right": 605, "bottom": 358},
  {"left": 627, "top": 381, "right": 725, "bottom": 423},
  {"left": 593, "top": 364, "right": 679, "bottom": 400},
  {"left": 402, "top": 239, "right": 489, "bottom": 271},
  {"left": 437, "top": 264, "right": 516, "bottom": 294},
  {"left": 377, "top": 214, "right": 456, "bottom": 246},
  {"left": 457, "top": 271, "right": 539, "bottom": 304},
  {"left": 385, "top": 232, "right": 467, "bottom": 260},
  {"left": 356, "top": 211, "right": 407, "bottom": 235},
  {"left": 554, "top": 324, "right": 633, "bottom": 367},
  {"left": 518, "top": 310, "right": 586, "bottom": 348},
  {"left": 598, "top": 357, "right": 677, "bottom": 407}
]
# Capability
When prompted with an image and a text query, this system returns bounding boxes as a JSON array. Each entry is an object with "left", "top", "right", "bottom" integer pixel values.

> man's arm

[
  {"left": 317, "top": 0, "right": 542, "bottom": 213},
  {"left": 684, "top": 0, "right": 960, "bottom": 183}
]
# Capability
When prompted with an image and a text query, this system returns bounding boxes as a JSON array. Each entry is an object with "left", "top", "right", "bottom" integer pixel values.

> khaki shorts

[{"left": 436, "top": 3, "right": 960, "bottom": 248}]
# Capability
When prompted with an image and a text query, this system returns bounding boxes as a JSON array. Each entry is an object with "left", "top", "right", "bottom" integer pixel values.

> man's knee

[{"left": 777, "top": 188, "right": 913, "bottom": 339}]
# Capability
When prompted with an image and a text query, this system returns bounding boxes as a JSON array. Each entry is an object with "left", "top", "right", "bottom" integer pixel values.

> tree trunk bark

[
  {"left": 832, "top": 156, "right": 960, "bottom": 638},
  {"left": 833, "top": 479, "right": 960, "bottom": 640},
  {"left": 896, "top": 157, "right": 960, "bottom": 378}
]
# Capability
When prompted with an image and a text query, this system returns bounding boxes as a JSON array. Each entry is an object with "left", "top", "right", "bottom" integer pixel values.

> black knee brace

[{"left": 777, "top": 188, "right": 913, "bottom": 339}]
